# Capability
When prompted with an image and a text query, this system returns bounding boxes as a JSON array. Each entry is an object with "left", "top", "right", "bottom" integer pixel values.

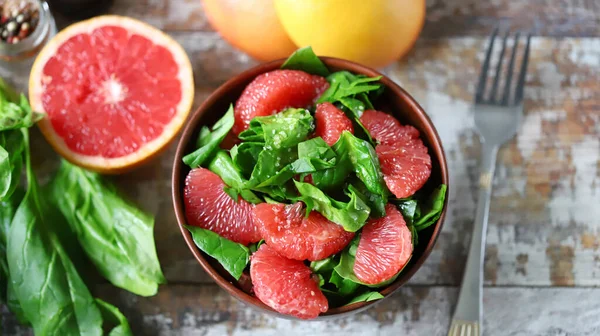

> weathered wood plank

[
  {"left": 105, "top": 0, "right": 600, "bottom": 37},
  {"left": 5, "top": 284, "right": 600, "bottom": 335},
  {"left": 22, "top": 35, "right": 599, "bottom": 287},
  {"left": 386, "top": 37, "right": 600, "bottom": 287}
]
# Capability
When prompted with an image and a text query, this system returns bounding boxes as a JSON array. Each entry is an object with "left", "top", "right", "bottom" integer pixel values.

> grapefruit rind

[{"left": 29, "top": 15, "right": 194, "bottom": 173}]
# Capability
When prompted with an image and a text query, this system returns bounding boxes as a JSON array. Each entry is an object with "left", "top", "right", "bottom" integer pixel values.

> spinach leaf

[
  {"left": 281, "top": 46, "right": 329, "bottom": 77},
  {"left": 0, "top": 129, "right": 26, "bottom": 201},
  {"left": 294, "top": 181, "right": 370, "bottom": 232},
  {"left": 348, "top": 182, "right": 386, "bottom": 218},
  {"left": 0, "top": 80, "right": 42, "bottom": 132},
  {"left": 0, "top": 188, "right": 23, "bottom": 303},
  {"left": 237, "top": 124, "right": 264, "bottom": 143},
  {"left": 396, "top": 199, "right": 418, "bottom": 226},
  {"left": 346, "top": 291, "right": 384, "bottom": 305},
  {"left": 248, "top": 240, "right": 265, "bottom": 254},
  {"left": 96, "top": 299, "right": 133, "bottom": 336},
  {"left": 7, "top": 281, "right": 28, "bottom": 325},
  {"left": 329, "top": 270, "right": 361, "bottom": 296},
  {"left": 317, "top": 71, "right": 382, "bottom": 105},
  {"left": 253, "top": 182, "right": 298, "bottom": 203},
  {"left": 334, "top": 131, "right": 387, "bottom": 196},
  {"left": 0, "top": 79, "right": 42, "bottom": 201},
  {"left": 50, "top": 160, "right": 166, "bottom": 297},
  {"left": 249, "top": 138, "right": 337, "bottom": 190},
  {"left": 183, "top": 105, "right": 234, "bottom": 168},
  {"left": 248, "top": 147, "right": 298, "bottom": 188},
  {"left": 294, "top": 137, "right": 337, "bottom": 173},
  {"left": 230, "top": 142, "right": 263, "bottom": 178},
  {"left": 337, "top": 99, "right": 376, "bottom": 145},
  {"left": 254, "top": 108, "right": 314, "bottom": 150},
  {"left": 185, "top": 226, "right": 249, "bottom": 280},
  {"left": 414, "top": 184, "right": 447, "bottom": 231},
  {"left": 312, "top": 131, "right": 387, "bottom": 196},
  {"left": 310, "top": 256, "right": 337, "bottom": 275},
  {"left": 208, "top": 151, "right": 262, "bottom": 204},
  {"left": 8, "top": 152, "right": 104, "bottom": 335}
]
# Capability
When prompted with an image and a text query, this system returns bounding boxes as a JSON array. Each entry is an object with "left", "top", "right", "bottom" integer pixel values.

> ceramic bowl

[{"left": 172, "top": 57, "right": 449, "bottom": 319}]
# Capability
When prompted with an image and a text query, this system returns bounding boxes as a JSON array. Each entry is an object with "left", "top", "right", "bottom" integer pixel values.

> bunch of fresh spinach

[
  {"left": 181, "top": 46, "right": 447, "bottom": 307},
  {"left": 0, "top": 79, "right": 165, "bottom": 335}
]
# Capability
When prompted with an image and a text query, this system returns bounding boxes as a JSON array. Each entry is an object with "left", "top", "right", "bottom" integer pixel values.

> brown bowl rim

[{"left": 172, "top": 57, "right": 449, "bottom": 319}]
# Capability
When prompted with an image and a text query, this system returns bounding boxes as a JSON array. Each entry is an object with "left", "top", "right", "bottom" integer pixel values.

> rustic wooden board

[
  {"left": 106, "top": 0, "right": 600, "bottom": 37},
  {"left": 386, "top": 36, "right": 600, "bottom": 287},
  {"left": 2, "top": 3, "right": 600, "bottom": 333},
  {"left": 21, "top": 35, "right": 599, "bottom": 288},
  {"left": 4, "top": 284, "right": 600, "bottom": 335}
]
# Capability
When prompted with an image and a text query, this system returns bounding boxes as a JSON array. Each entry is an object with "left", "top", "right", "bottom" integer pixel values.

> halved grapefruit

[{"left": 29, "top": 15, "right": 194, "bottom": 173}]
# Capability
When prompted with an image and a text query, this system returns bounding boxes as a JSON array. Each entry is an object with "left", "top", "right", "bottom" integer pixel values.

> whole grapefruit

[
  {"left": 202, "top": 0, "right": 298, "bottom": 61},
  {"left": 274, "top": 0, "right": 426, "bottom": 68}
]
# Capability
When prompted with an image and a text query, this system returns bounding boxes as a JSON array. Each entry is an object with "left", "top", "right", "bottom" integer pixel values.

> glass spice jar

[{"left": 0, "top": 0, "right": 56, "bottom": 91}]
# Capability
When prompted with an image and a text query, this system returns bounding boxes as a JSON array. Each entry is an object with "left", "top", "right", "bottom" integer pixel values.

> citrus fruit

[
  {"left": 359, "top": 110, "right": 420, "bottom": 146},
  {"left": 274, "top": 0, "right": 426, "bottom": 68},
  {"left": 360, "top": 110, "right": 431, "bottom": 198},
  {"left": 233, "top": 69, "right": 329, "bottom": 135},
  {"left": 314, "top": 102, "right": 354, "bottom": 146},
  {"left": 250, "top": 244, "right": 328, "bottom": 319},
  {"left": 28, "top": 15, "right": 194, "bottom": 173},
  {"left": 184, "top": 168, "right": 261, "bottom": 245},
  {"left": 202, "top": 0, "right": 298, "bottom": 62},
  {"left": 253, "top": 202, "right": 354, "bottom": 261},
  {"left": 353, "top": 204, "right": 413, "bottom": 284}
]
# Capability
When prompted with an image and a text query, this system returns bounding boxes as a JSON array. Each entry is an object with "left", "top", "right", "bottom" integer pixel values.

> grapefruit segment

[
  {"left": 353, "top": 204, "right": 412, "bottom": 284},
  {"left": 250, "top": 244, "right": 328, "bottom": 319},
  {"left": 377, "top": 143, "right": 431, "bottom": 199},
  {"left": 314, "top": 102, "right": 354, "bottom": 146},
  {"left": 29, "top": 15, "right": 194, "bottom": 173},
  {"left": 360, "top": 110, "right": 432, "bottom": 198},
  {"left": 233, "top": 69, "right": 329, "bottom": 135},
  {"left": 359, "top": 110, "right": 420, "bottom": 146},
  {"left": 184, "top": 168, "right": 261, "bottom": 245},
  {"left": 253, "top": 202, "right": 354, "bottom": 261}
]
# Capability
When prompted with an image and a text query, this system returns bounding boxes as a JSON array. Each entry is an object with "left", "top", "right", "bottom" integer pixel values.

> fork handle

[{"left": 452, "top": 144, "right": 499, "bottom": 326}]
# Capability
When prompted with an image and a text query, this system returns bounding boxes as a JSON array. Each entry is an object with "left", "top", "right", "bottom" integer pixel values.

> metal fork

[{"left": 448, "top": 30, "right": 531, "bottom": 336}]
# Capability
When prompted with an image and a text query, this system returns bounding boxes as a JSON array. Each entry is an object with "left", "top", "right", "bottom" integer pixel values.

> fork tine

[
  {"left": 475, "top": 28, "right": 499, "bottom": 103},
  {"left": 514, "top": 33, "right": 532, "bottom": 104},
  {"left": 489, "top": 31, "right": 509, "bottom": 102},
  {"left": 500, "top": 32, "right": 521, "bottom": 105}
]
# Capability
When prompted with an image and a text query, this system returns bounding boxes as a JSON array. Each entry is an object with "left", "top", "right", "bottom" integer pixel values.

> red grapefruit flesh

[
  {"left": 253, "top": 202, "right": 354, "bottom": 261},
  {"left": 29, "top": 16, "right": 194, "bottom": 173},
  {"left": 359, "top": 109, "right": 420, "bottom": 146},
  {"left": 250, "top": 244, "right": 328, "bottom": 319},
  {"left": 232, "top": 69, "right": 329, "bottom": 135},
  {"left": 184, "top": 168, "right": 261, "bottom": 245},
  {"left": 314, "top": 102, "right": 354, "bottom": 146},
  {"left": 360, "top": 110, "right": 432, "bottom": 198},
  {"left": 353, "top": 204, "right": 413, "bottom": 285}
]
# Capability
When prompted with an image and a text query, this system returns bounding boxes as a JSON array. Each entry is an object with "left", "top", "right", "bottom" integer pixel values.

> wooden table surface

[{"left": 3, "top": 0, "right": 600, "bottom": 335}]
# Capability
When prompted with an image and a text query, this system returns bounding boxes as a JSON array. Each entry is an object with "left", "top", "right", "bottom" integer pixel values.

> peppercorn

[{"left": 0, "top": 1, "right": 40, "bottom": 44}]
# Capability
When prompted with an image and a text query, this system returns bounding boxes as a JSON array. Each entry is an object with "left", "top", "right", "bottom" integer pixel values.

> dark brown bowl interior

[{"left": 172, "top": 57, "right": 449, "bottom": 320}]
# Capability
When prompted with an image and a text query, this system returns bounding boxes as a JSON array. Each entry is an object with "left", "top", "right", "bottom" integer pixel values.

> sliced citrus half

[{"left": 29, "top": 15, "right": 194, "bottom": 173}]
